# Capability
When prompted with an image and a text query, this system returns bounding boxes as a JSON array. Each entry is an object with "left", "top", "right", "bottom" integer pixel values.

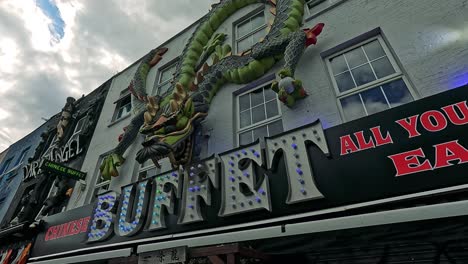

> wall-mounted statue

[
  {"left": 5, "top": 86, "right": 108, "bottom": 227},
  {"left": 100, "top": 0, "right": 325, "bottom": 179},
  {"left": 40, "top": 176, "right": 73, "bottom": 217},
  {"left": 56, "top": 97, "right": 76, "bottom": 144}
]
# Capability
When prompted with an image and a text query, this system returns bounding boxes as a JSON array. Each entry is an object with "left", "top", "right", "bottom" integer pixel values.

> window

[
  {"left": 325, "top": 36, "right": 415, "bottom": 121},
  {"left": 14, "top": 147, "right": 30, "bottom": 167},
  {"left": 155, "top": 63, "right": 177, "bottom": 96},
  {"left": 113, "top": 91, "right": 132, "bottom": 122},
  {"left": 235, "top": 11, "right": 267, "bottom": 54},
  {"left": 138, "top": 158, "right": 171, "bottom": 181},
  {"left": 305, "top": 0, "right": 341, "bottom": 17},
  {"left": 0, "top": 158, "right": 12, "bottom": 175},
  {"left": 90, "top": 156, "right": 111, "bottom": 204},
  {"left": 306, "top": 0, "right": 326, "bottom": 10},
  {"left": 237, "top": 84, "right": 283, "bottom": 145},
  {"left": 91, "top": 180, "right": 110, "bottom": 203}
]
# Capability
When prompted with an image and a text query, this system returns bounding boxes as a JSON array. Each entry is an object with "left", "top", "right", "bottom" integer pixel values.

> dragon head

[
  {"left": 148, "top": 47, "right": 168, "bottom": 67},
  {"left": 135, "top": 83, "right": 208, "bottom": 169}
]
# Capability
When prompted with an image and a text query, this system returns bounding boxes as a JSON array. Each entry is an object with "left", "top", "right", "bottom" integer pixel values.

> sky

[{"left": 0, "top": 0, "right": 216, "bottom": 152}]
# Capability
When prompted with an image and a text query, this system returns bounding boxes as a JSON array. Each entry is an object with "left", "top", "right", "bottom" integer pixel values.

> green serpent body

[{"left": 100, "top": 0, "right": 324, "bottom": 178}]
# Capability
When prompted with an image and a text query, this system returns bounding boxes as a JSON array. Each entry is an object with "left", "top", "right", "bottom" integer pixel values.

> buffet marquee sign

[
  {"left": 29, "top": 86, "right": 467, "bottom": 259},
  {"left": 85, "top": 97, "right": 467, "bottom": 242}
]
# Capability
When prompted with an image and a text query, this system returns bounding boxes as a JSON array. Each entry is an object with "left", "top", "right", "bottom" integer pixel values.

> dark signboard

[
  {"left": 41, "top": 159, "right": 87, "bottom": 181},
  {"left": 31, "top": 204, "right": 93, "bottom": 257},
  {"left": 31, "top": 85, "right": 468, "bottom": 258}
]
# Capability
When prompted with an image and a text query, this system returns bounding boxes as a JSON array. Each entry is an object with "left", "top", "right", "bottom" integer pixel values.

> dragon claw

[
  {"left": 272, "top": 68, "right": 308, "bottom": 107},
  {"left": 100, "top": 153, "right": 125, "bottom": 180}
]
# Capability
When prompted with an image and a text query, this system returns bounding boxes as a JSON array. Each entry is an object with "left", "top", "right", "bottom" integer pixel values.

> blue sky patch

[{"left": 35, "top": 0, "right": 65, "bottom": 44}]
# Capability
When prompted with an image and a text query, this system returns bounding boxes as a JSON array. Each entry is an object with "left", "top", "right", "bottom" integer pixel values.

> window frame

[
  {"left": 306, "top": 0, "right": 326, "bottom": 12},
  {"left": 138, "top": 157, "right": 172, "bottom": 181},
  {"left": 234, "top": 9, "right": 267, "bottom": 54},
  {"left": 73, "top": 116, "right": 87, "bottom": 135},
  {"left": 112, "top": 92, "right": 132, "bottom": 122},
  {"left": 0, "top": 158, "right": 13, "bottom": 175},
  {"left": 92, "top": 180, "right": 111, "bottom": 200},
  {"left": 14, "top": 147, "right": 30, "bottom": 167},
  {"left": 88, "top": 154, "right": 112, "bottom": 204},
  {"left": 324, "top": 35, "right": 418, "bottom": 122},
  {"left": 154, "top": 61, "right": 178, "bottom": 96},
  {"left": 236, "top": 81, "right": 283, "bottom": 146},
  {"left": 304, "top": 0, "right": 349, "bottom": 20}
]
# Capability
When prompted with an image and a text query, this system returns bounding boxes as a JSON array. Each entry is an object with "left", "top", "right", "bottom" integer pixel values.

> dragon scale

[{"left": 100, "top": 0, "right": 325, "bottom": 178}]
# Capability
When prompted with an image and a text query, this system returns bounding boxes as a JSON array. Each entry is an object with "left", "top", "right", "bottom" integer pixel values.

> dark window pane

[
  {"left": 268, "top": 120, "right": 283, "bottom": 136},
  {"left": 335, "top": 71, "right": 356, "bottom": 92},
  {"left": 251, "top": 12, "right": 265, "bottom": 30},
  {"left": 308, "top": 0, "right": 326, "bottom": 9},
  {"left": 252, "top": 105, "right": 266, "bottom": 123},
  {"left": 266, "top": 101, "right": 279, "bottom": 118},
  {"left": 147, "top": 168, "right": 158, "bottom": 178},
  {"left": 160, "top": 66, "right": 175, "bottom": 83},
  {"left": 237, "top": 20, "right": 251, "bottom": 38},
  {"left": 239, "top": 131, "right": 252, "bottom": 145},
  {"left": 330, "top": 55, "right": 348, "bottom": 74},
  {"left": 251, "top": 88, "right": 264, "bottom": 106},
  {"left": 253, "top": 125, "right": 268, "bottom": 141},
  {"left": 239, "top": 94, "right": 250, "bottom": 111},
  {"left": 121, "top": 95, "right": 131, "bottom": 105},
  {"left": 264, "top": 87, "right": 276, "bottom": 101},
  {"left": 117, "top": 104, "right": 130, "bottom": 119},
  {"left": 351, "top": 64, "right": 376, "bottom": 86},
  {"left": 240, "top": 110, "right": 251, "bottom": 128},
  {"left": 372, "top": 57, "right": 395, "bottom": 79},
  {"left": 345, "top": 48, "right": 367, "bottom": 68},
  {"left": 252, "top": 28, "right": 266, "bottom": 42},
  {"left": 341, "top": 94, "right": 366, "bottom": 121},
  {"left": 138, "top": 171, "right": 147, "bottom": 180},
  {"left": 158, "top": 82, "right": 171, "bottom": 95},
  {"left": 364, "top": 40, "right": 385, "bottom": 60},
  {"left": 237, "top": 38, "right": 251, "bottom": 53},
  {"left": 141, "top": 159, "right": 153, "bottom": 168},
  {"left": 360, "top": 87, "right": 389, "bottom": 115},
  {"left": 382, "top": 79, "right": 414, "bottom": 107},
  {"left": 125, "top": 103, "right": 131, "bottom": 112}
]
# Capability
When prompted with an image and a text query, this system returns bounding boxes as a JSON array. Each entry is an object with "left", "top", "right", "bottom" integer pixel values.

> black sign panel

[
  {"left": 31, "top": 85, "right": 468, "bottom": 257},
  {"left": 41, "top": 159, "right": 87, "bottom": 181},
  {"left": 31, "top": 204, "right": 93, "bottom": 257}
]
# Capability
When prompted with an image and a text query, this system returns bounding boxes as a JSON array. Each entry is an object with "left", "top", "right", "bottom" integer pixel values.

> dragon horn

[
  {"left": 202, "top": 63, "right": 209, "bottom": 74},
  {"left": 170, "top": 99, "right": 179, "bottom": 112},
  {"left": 147, "top": 96, "right": 158, "bottom": 115},
  {"left": 190, "top": 82, "right": 198, "bottom": 91},
  {"left": 212, "top": 54, "right": 220, "bottom": 64},
  {"left": 175, "top": 82, "right": 187, "bottom": 101},
  {"left": 196, "top": 71, "right": 204, "bottom": 84},
  {"left": 311, "top": 23, "right": 325, "bottom": 36},
  {"left": 144, "top": 111, "right": 153, "bottom": 124}
]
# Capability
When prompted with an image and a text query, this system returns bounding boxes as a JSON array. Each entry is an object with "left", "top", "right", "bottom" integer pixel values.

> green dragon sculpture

[{"left": 100, "top": 0, "right": 324, "bottom": 179}]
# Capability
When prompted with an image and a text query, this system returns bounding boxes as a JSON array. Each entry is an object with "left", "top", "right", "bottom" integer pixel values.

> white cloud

[{"left": 0, "top": 0, "right": 216, "bottom": 152}]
